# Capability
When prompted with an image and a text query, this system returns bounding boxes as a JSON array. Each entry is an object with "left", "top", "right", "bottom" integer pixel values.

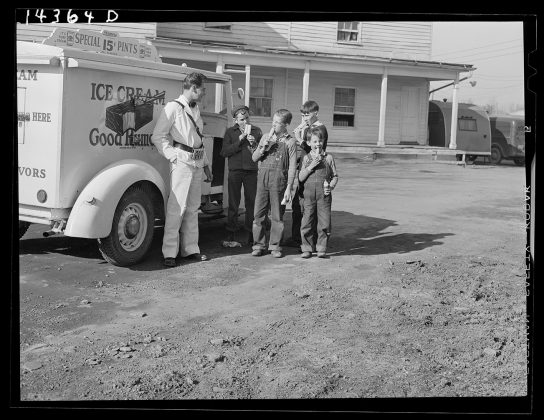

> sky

[{"left": 429, "top": 21, "right": 526, "bottom": 113}]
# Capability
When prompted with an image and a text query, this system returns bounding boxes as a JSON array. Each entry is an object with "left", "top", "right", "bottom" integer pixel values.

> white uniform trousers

[{"left": 162, "top": 160, "right": 203, "bottom": 258}]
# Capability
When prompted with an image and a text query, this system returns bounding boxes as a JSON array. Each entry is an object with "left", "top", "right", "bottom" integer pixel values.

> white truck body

[{"left": 17, "top": 30, "right": 233, "bottom": 266}]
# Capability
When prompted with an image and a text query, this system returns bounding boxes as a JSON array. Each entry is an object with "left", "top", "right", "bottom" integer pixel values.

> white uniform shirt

[{"left": 151, "top": 94, "right": 209, "bottom": 168}]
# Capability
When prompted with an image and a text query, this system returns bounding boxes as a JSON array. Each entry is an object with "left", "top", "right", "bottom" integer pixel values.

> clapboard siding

[
  {"left": 16, "top": 22, "right": 157, "bottom": 43},
  {"left": 157, "top": 22, "right": 290, "bottom": 47},
  {"left": 17, "top": 21, "right": 433, "bottom": 60},
  {"left": 156, "top": 21, "right": 432, "bottom": 59},
  {"left": 282, "top": 71, "right": 429, "bottom": 145},
  {"left": 295, "top": 70, "right": 383, "bottom": 144},
  {"left": 289, "top": 21, "right": 432, "bottom": 60}
]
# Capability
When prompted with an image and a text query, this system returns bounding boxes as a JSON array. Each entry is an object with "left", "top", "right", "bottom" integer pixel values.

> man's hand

[
  {"left": 247, "top": 134, "right": 257, "bottom": 147},
  {"left": 293, "top": 122, "right": 307, "bottom": 143},
  {"left": 204, "top": 167, "right": 213, "bottom": 183},
  {"left": 282, "top": 187, "right": 292, "bottom": 204},
  {"left": 307, "top": 154, "right": 323, "bottom": 170},
  {"left": 261, "top": 133, "right": 273, "bottom": 150}
]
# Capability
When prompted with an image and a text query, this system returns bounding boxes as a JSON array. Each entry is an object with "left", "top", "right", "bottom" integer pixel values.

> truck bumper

[
  {"left": 507, "top": 144, "right": 525, "bottom": 158},
  {"left": 19, "top": 204, "right": 70, "bottom": 225}
]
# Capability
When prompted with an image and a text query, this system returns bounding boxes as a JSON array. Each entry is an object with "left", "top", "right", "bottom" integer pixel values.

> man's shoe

[
  {"left": 163, "top": 257, "right": 176, "bottom": 267},
  {"left": 317, "top": 252, "right": 327, "bottom": 258},
  {"left": 271, "top": 250, "right": 283, "bottom": 258},
  {"left": 186, "top": 253, "right": 208, "bottom": 261},
  {"left": 301, "top": 251, "right": 312, "bottom": 259},
  {"left": 252, "top": 249, "right": 265, "bottom": 256}
]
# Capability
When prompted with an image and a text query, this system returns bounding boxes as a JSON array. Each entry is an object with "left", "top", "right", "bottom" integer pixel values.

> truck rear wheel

[
  {"left": 97, "top": 186, "right": 155, "bottom": 266},
  {"left": 490, "top": 145, "right": 502, "bottom": 165},
  {"left": 19, "top": 221, "right": 31, "bottom": 239}
]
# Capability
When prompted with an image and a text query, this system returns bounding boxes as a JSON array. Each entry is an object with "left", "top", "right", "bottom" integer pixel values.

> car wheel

[
  {"left": 19, "top": 221, "right": 31, "bottom": 239},
  {"left": 513, "top": 158, "right": 525, "bottom": 166},
  {"left": 490, "top": 145, "right": 502, "bottom": 165},
  {"left": 97, "top": 186, "right": 155, "bottom": 266}
]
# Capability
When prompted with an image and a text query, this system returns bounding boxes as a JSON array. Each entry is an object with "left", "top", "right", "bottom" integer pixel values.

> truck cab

[
  {"left": 489, "top": 114, "right": 525, "bottom": 165},
  {"left": 17, "top": 28, "right": 233, "bottom": 266}
]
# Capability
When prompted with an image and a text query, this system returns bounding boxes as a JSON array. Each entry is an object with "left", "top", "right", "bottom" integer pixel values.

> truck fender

[{"left": 64, "top": 159, "right": 167, "bottom": 238}]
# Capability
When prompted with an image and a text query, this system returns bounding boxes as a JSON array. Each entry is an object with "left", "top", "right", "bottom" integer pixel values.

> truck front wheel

[
  {"left": 97, "top": 186, "right": 155, "bottom": 266},
  {"left": 490, "top": 145, "right": 502, "bottom": 165}
]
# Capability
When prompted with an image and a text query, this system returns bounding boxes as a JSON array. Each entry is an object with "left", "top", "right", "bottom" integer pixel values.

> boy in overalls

[
  {"left": 288, "top": 100, "right": 328, "bottom": 248},
  {"left": 251, "top": 109, "right": 298, "bottom": 258},
  {"left": 298, "top": 125, "right": 339, "bottom": 258}
]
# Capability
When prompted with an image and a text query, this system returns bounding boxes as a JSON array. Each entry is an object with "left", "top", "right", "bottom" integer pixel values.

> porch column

[
  {"left": 302, "top": 61, "right": 310, "bottom": 103},
  {"left": 244, "top": 64, "right": 251, "bottom": 108},
  {"left": 215, "top": 56, "right": 223, "bottom": 113},
  {"left": 449, "top": 74, "right": 460, "bottom": 149},
  {"left": 377, "top": 68, "right": 388, "bottom": 147}
]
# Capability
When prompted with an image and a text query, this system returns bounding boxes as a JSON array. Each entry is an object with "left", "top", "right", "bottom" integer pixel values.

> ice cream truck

[{"left": 17, "top": 28, "right": 234, "bottom": 266}]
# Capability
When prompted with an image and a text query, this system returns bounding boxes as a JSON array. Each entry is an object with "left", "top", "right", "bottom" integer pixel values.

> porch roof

[{"left": 150, "top": 36, "right": 475, "bottom": 79}]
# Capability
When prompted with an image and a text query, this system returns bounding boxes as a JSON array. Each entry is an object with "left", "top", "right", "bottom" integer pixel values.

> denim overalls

[
  {"left": 300, "top": 154, "right": 333, "bottom": 253},
  {"left": 252, "top": 134, "right": 292, "bottom": 251}
]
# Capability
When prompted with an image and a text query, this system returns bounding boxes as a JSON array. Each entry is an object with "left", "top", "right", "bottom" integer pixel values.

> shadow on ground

[
  {"left": 18, "top": 209, "right": 453, "bottom": 271},
  {"left": 278, "top": 210, "right": 453, "bottom": 258}
]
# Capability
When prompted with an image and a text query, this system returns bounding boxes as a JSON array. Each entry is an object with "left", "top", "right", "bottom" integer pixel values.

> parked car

[{"left": 489, "top": 114, "right": 525, "bottom": 165}]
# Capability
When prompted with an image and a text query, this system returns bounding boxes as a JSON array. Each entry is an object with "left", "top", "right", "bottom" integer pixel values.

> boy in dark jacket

[{"left": 221, "top": 105, "right": 263, "bottom": 245}]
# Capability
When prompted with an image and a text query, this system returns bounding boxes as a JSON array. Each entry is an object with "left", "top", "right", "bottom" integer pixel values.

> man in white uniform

[{"left": 152, "top": 73, "right": 213, "bottom": 267}]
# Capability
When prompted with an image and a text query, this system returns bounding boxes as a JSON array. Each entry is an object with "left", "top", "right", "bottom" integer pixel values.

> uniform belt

[{"left": 174, "top": 141, "right": 203, "bottom": 153}]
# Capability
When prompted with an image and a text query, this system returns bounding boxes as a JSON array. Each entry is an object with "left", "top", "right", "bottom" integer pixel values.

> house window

[
  {"left": 250, "top": 78, "right": 273, "bottom": 117},
  {"left": 224, "top": 64, "right": 245, "bottom": 73},
  {"left": 204, "top": 22, "right": 232, "bottom": 31},
  {"left": 337, "top": 22, "right": 360, "bottom": 43},
  {"left": 333, "top": 87, "right": 355, "bottom": 127},
  {"left": 458, "top": 118, "right": 477, "bottom": 131}
]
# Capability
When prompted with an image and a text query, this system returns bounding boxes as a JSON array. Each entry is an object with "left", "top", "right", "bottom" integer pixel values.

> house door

[
  {"left": 400, "top": 86, "right": 421, "bottom": 144},
  {"left": 428, "top": 101, "right": 446, "bottom": 147}
]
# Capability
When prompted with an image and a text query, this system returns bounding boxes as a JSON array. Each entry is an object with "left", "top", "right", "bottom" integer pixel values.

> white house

[{"left": 17, "top": 21, "right": 474, "bottom": 149}]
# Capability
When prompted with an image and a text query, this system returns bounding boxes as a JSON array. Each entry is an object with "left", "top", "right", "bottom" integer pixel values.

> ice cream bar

[{"left": 244, "top": 124, "right": 252, "bottom": 135}]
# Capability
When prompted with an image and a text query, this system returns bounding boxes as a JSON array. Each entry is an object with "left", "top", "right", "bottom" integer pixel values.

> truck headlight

[{"left": 37, "top": 190, "right": 47, "bottom": 203}]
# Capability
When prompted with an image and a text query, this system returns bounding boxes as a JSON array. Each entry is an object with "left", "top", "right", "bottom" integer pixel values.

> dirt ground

[{"left": 16, "top": 155, "right": 530, "bottom": 410}]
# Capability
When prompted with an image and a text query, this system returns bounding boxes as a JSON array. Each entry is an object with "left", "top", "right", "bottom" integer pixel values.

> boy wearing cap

[
  {"left": 251, "top": 109, "right": 297, "bottom": 258},
  {"left": 286, "top": 100, "right": 328, "bottom": 248},
  {"left": 221, "top": 105, "right": 263, "bottom": 245}
]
